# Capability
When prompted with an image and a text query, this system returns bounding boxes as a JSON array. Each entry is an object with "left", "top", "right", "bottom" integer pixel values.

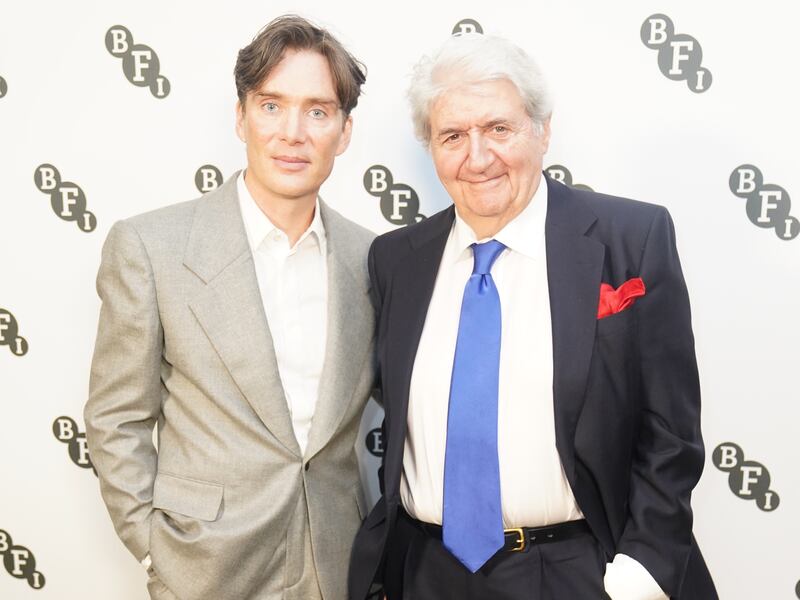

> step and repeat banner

[{"left": 1, "top": 1, "right": 798, "bottom": 598}]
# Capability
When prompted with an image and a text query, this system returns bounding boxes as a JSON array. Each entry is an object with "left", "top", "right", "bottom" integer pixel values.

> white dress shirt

[
  {"left": 401, "top": 176, "right": 583, "bottom": 528},
  {"left": 400, "top": 177, "right": 667, "bottom": 600},
  {"left": 237, "top": 172, "right": 328, "bottom": 456}
]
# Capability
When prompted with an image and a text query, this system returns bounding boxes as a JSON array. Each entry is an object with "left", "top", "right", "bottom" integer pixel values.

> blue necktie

[{"left": 442, "top": 239, "right": 506, "bottom": 573}]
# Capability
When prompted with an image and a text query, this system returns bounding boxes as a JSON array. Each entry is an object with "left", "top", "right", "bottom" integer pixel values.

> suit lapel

[
  {"left": 304, "top": 203, "right": 374, "bottom": 460},
  {"left": 545, "top": 176, "right": 605, "bottom": 484},
  {"left": 384, "top": 207, "right": 455, "bottom": 498},
  {"left": 184, "top": 173, "right": 301, "bottom": 458}
]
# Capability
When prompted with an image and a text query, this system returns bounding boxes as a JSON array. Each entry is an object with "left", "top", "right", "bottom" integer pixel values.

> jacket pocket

[
  {"left": 595, "top": 305, "right": 636, "bottom": 337},
  {"left": 152, "top": 472, "right": 223, "bottom": 521}
]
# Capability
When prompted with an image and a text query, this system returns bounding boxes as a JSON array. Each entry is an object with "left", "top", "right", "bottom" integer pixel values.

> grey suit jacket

[{"left": 85, "top": 173, "right": 376, "bottom": 600}]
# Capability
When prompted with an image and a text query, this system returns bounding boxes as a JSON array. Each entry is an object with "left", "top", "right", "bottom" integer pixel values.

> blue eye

[
  {"left": 310, "top": 109, "right": 326, "bottom": 119},
  {"left": 263, "top": 102, "right": 278, "bottom": 112}
]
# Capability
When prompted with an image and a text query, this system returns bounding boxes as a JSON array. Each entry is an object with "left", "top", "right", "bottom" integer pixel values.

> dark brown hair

[{"left": 235, "top": 15, "right": 366, "bottom": 116}]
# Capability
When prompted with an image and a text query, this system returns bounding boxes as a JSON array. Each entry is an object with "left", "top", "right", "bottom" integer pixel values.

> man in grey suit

[{"left": 84, "top": 15, "right": 375, "bottom": 600}]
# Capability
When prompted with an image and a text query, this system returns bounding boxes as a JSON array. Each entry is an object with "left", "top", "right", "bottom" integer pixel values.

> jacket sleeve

[
  {"left": 349, "top": 237, "right": 391, "bottom": 600},
  {"left": 367, "top": 237, "right": 386, "bottom": 495},
  {"left": 84, "top": 220, "right": 162, "bottom": 561},
  {"left": 616, "top": 206, "right": 705, "bottom": 597}
]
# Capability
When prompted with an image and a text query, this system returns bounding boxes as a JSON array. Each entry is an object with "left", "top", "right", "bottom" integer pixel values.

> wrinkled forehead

[{"left": 429, "top": 78, "right": 529, "bottom": 129}]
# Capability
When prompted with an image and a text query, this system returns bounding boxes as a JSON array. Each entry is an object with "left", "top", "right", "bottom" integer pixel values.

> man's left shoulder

[
  {"left": 569, "top": 186, "right": 666, "bottom": 233},
  {"left": 571, "top": 189, "right": 671, "bottom": 248}
]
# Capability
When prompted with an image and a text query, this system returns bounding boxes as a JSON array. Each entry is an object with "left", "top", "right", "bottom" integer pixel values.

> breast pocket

[
  {"left": 152, "top": 472, "right": 224, "bottom": 522},
  {"left": 595, "top": 305, "right": 637, "bottom": 338}
]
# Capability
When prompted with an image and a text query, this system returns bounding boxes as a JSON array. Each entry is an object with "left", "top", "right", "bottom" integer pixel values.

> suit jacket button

[{"left": 305, "top": 462, "right": 310, "bottom": 471}]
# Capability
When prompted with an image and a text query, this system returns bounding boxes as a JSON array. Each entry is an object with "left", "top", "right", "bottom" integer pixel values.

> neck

[
  {"left": 244, "top": 171, "right": 317, "bottom": 247},
  {"left": 465, "top": 215, "right": 513, "bottom": 240},
  {"left": 460, "top": 203, "right": 527, "bottom": 240}
]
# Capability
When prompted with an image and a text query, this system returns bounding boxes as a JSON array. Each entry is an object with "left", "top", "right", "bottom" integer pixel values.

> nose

[
  {"left": 465, "top": 130, "right": 494, "bottom": 173},
  {"left": 279, "top": 107, "right": 305, "bottom": 145}
]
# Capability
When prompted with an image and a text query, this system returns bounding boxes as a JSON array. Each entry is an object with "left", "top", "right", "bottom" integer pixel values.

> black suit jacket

[{"left": 349, "top": 175, "right": 717, "bottom": 600}]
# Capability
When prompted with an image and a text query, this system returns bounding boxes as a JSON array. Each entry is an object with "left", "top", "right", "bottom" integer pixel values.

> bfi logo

[
  {"left": 365, "top": 427, "right": 384, "bottom": 457},
  {"left": 105, "top": 25, "right": 171, "bottom": 99},
  {"left": 545, "top": 165, "right": 594, "bottom": 191},
  {"left": 364, "top": 165, "right": 425, "bottom": 226},
  {"left": 729, "top": 165, "right": 798, "bottom": 241},
  {"left": 195, "top": 165, "right": 224, "bottom": 193},
  {"left": 0, "top": 75, "right": 7, "bottom": 98},
  {"left": 34, "top": 164, "right": 97, "bottom": 232},
  {"left": 641, "top": 14, "right": 712, "bottom": 93},
  {"left": 713, "top": 442, "right": 780, "bottom": 512},
  {"left": 0, "top": 309, "right": 28, "bottom": 356},
  {"left": 452, "top": 18, "right": 483, "bottom": 36},
  {"left": 0, "top": 530, "right": 45, "bottom": 589},
  {"left": 53, "top": 417, "right": 96, "bottom": 475}
]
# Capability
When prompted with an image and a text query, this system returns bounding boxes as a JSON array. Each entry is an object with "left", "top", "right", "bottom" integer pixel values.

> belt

[{"left": 401, "top": 509, "right": 591, "bottom": 553}]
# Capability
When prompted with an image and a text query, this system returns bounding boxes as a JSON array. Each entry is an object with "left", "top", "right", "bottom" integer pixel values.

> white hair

[{"left": 408, "top": 33, "right": 553, "bottom": 145}]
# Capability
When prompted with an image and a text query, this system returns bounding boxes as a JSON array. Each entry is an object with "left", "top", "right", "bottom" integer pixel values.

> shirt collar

[
  {"left": 452, "top": 172, "right": 548, "bottom": 261},
  {"left": 237, "top": 170, "right": 326, "bottom": 254}
]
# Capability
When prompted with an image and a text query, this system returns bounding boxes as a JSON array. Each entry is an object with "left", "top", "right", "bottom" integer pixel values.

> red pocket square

[{"left": 597, "top": 277, "right": 646, "bottom": 319}]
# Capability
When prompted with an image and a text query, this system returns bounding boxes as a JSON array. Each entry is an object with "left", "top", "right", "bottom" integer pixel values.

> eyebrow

[
  {"left": 253, "top": 92, "right": 339, "bottom": 108},
  {"left": 482, "top": 118, "right": 510, "bottom": 129},
  {"left": 436, "top": 118, "right": 511, "bottom": 138},
  {"left": 436, "top": 126, "right": 464, "bottom": 139}
]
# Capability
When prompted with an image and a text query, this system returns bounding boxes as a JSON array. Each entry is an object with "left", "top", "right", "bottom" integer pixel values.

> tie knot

[{"left": 471, "top": 240, "right": 506, "bottom": 275}]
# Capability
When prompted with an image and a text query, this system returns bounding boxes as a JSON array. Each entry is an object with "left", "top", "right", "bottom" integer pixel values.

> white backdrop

[{"left": 1, "top": 1, "right": 799, "bottom": 598}]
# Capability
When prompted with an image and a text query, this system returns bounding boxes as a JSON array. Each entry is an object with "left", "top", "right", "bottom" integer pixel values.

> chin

[
  {"left": 277, "top": 187, "right": 315, "bottom": 200},
  {"left": 466, "top": 197, "right": 511, "bottom": 218},
  {"left": 272, "top": 177, "right": 318, "bottom": 198}
]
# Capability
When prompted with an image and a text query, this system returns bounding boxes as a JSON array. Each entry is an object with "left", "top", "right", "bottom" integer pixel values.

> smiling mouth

[{"left": 465, "top": 175, "right": 504, "bottom": 186}]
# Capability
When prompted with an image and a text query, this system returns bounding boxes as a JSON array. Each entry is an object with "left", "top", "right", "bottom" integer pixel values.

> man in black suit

[{"left": 349, "top": 33, "right": 717, "bottom": 600}]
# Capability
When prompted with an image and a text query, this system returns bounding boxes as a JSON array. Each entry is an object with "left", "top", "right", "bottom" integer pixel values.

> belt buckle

[{"left": 506, "top": 527, "right": 525, "bottom": 552}]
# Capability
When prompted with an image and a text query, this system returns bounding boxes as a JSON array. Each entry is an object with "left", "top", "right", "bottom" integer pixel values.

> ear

[
  {"left": 539, "top": 115, "right": 552, "bottom": 153},
  {"left": 235, "top": 100, "right": 246, "bottom": 143},
  {"left": 335, "top": 115, "right": 353, "bottom": 156}
]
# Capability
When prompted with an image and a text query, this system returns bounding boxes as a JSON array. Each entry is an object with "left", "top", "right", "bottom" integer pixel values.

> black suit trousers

[{"left": 384, "top": 512, "right": 611, "bottom": 600}]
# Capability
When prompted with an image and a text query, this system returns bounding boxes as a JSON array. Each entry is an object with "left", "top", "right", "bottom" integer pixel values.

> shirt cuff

[
  {"left": 603, "top": 553, "right": 668, "bottom": 600},
  {"left": 140, "top": 554, "right": 152, "bottom": 571}
]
